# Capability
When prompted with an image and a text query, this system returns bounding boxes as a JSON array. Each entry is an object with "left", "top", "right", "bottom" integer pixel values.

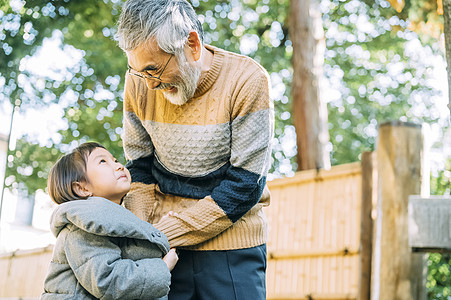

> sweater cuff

[
  {"left": 154, "top": 219, "right": 187, "bottom": 245},
  {"left": 154, "top": 196, "right": 233, "bottom": 247}
]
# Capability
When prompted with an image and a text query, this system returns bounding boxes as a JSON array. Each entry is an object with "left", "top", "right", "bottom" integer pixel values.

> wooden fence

[
  {"left": 265, "top": 161, "right": 371, "bottom": 300},
  {"left": 0, "top": 246, "right": 53, "bottom": 299}
]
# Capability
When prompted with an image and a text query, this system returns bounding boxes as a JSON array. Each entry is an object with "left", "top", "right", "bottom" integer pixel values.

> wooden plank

[
  {"left": 268, "top": 248, "right": 359, "bottom": 259},
  {"left": 268, "top": 162, "right": 362, "bottom": 188},
  {"left": 0, "top": 246, "right": 53, "bottom": 259},
  {"left": 0, "top": 297, "right": 39, "bottom": 300},
  {"left": 408, "top": 196, "right": 451, "bottom": 252},
  {"left": 266, "top": 293, "right": 356, "bottom": 300},
  {"left": 268, "top": 255, "right": 360, "bottom": 298}
]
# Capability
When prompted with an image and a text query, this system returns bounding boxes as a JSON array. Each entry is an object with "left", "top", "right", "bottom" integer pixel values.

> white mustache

[{"left": 154, "top": 82, "right": 175, "bottom": 90}]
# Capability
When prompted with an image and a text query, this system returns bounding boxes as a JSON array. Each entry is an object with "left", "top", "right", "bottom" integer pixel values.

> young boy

[{"left": 41, "top": 142, "right": 178, "bottom": 300}]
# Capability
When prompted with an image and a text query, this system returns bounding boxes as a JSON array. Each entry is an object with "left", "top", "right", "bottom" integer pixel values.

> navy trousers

[{"left": 168, "top": 244, "right": 267, "bottom": 300}]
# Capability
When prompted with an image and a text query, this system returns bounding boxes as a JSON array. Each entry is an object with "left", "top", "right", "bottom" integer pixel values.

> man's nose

[{"left": 145, "top": 78, "right": 161, "bottom": 89}]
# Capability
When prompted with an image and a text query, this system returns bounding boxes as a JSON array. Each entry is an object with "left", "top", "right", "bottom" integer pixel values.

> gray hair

[{"left": 116, "top": 0, "right": 204, "bottom": 54}]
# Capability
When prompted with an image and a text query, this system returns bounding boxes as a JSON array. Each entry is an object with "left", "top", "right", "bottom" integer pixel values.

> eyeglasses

[{"left": 127, "top": 55, "right": 173, "bottom": 83}]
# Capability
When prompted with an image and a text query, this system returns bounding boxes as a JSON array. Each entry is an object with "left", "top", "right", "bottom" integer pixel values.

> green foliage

[
  {"left": 2, "top": 0, "right": 126, "bottom": 195},
  {"left": 1, "top": 0, "right": 72, "bottom": 108},
  {"left": 5, "top": 138, "right": 58, "bottom": 193},
  {"left": 431, "top": 159, "right": 451, "bottom": 195},
  {"left": 385, "top": 0, "right": 443, "bottom": 42},
  {"left": 428, "top": 252, "right": 451, "bottom": 299},
  {"left": 428, "top": 160, "right": 451, "bottom": 299},
  {"left": 1, "top": 0, "right": 446, "bottom": 191},
  {"left": 323, "top": 0, "right": 441, "bottom": 165}
]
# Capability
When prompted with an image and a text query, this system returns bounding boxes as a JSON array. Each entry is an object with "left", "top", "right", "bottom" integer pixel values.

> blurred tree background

[
  {"left": 429, "top": 161, "right": 451, "bottom": 298},
  {"left": 1, "top": 0, "right": 451, "bottom": 297}
]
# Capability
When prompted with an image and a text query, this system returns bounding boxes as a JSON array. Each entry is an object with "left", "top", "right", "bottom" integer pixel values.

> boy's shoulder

[{"left": 51, "top": 198, "right": 170, "bottom": 252}]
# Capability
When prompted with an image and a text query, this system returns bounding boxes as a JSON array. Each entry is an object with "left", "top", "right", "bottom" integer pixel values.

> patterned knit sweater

[{"left": 122, "top": 44, "right": 274, "bottom": 250}]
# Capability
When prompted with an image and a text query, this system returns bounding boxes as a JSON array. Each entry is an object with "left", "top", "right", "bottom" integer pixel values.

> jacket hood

[{"left": 50, "top": 197, "right": 170, "bottom": 253}]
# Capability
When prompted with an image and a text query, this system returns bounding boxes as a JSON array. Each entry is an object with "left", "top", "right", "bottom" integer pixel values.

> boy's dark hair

[{"left": 47, "top": 142, "right": 106, "bottom": 204}]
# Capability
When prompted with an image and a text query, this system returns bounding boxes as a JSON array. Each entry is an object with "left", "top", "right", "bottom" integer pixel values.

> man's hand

[{"left": 161, "top": 210, "right": 178, "bottom": 221}]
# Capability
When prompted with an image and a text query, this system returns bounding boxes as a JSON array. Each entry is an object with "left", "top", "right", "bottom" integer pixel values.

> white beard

[{"left": 160, "top": 54, "right": 202, "bottom": 106}]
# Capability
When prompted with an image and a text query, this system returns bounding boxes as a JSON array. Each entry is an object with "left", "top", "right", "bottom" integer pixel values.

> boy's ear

[{"left": 72, "top": 181, "right": 93, "bottom": 198}]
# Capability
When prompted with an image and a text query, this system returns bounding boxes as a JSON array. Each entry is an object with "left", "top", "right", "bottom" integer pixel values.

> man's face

[{"left": 126, "top": 39, "right": 201, "bottom": 105}]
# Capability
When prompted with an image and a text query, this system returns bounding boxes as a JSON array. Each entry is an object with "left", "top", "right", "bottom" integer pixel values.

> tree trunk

[
  {"left": 289, "top": 0, "right": 331, "bottom": 171},
  {"left": 443, "top": 0, "right": 451, "bottom": 111}
]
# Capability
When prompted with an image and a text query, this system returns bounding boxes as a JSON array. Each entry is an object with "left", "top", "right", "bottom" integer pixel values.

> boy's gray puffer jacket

[{"left": 40, "top": 197, "right": 171, "bottom": 300}]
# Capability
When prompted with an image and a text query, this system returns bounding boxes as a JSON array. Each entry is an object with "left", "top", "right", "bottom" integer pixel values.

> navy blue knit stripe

[
  {"left": 152, "top": 159, "right": 229, "bottom": 198},
  {"left": 126, "top": 156, "right": 157, "bottom": 185},
  {"left": 128, "top": 157, "right": 266, "bottom": 223},
  {"left": 211, "top": 167, "right": 266, "bottom": 223},
  {"left": 154, "top": 159, "right": 265, "bottom": 223}
]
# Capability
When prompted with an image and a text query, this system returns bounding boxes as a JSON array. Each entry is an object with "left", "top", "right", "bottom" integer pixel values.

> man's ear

[
  {"left": 72, "top": 181, "right": 93, "bottom": 198},
  {"left": 187, "top": 31, "right": 202, "bottom": 61}
]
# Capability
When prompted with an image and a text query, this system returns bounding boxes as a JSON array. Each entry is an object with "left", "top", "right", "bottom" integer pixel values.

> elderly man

[{"left": 116, "top": 0, "right": 274, "bottom": 299}]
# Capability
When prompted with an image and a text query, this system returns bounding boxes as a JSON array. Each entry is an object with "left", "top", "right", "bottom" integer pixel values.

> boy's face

[{"left": 84, "top": 147, "right": 131, "bottom": 204}]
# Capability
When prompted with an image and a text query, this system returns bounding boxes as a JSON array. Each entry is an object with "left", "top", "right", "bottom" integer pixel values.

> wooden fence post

[
  {"left": 371, "top": 121, "right": 427, "bottom": 300},
  {"left": 358, "top": 151, "right": 376, "bottom": 300}
]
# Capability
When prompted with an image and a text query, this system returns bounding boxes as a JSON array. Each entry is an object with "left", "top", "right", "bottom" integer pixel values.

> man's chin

[{"left": 163, "top": 90, "right": 190, "bottom": 106}]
